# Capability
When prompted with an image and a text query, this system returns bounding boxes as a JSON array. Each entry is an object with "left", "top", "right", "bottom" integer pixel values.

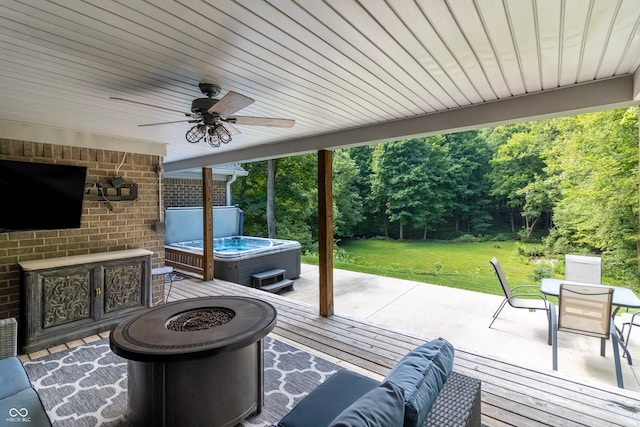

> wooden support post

[
  {"left": 202, "top": 167, "right": 215, "bottom": 281},
  {"left": 318, "top": 150, "right": 334, "bottom": 317}
]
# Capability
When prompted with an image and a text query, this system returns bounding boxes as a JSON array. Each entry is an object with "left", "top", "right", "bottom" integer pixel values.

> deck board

[{"left": 166, "top": 278, "right": 640, "bottom": 426}]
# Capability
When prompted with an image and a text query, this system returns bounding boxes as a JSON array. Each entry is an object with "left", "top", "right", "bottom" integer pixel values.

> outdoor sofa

[
  {"left": 0, "top": 318, "right": 51, "bottom": 426},
  {"left": 271, "top": 338, "right": 481, "bottom": 427},
  {"left": 0, "top": 357, "right": 52, "bottom": 426}
]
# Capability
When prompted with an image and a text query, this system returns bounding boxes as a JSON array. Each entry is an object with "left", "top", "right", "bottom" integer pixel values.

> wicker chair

[{"left": 0, "top": 317, "right": 17, "bottom": 359}]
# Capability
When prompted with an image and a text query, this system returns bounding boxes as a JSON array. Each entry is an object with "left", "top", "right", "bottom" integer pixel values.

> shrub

[
  {"left": 490, "top": 233, "right": 512, "bottom": 242},
  {"left": 516, "top": 242, "right": 546, "bottom": 258},
  {"left": 541, "top": 230, "right": 573, "bottom": 255},
  {"left": 531, "top": 262, "right": 555, "bottom": 282},
  {"left": 455, "top": 234, "right": 480, "bottom": 243},
  {"left": 433, "top": 262, "right": 443, "bottom": 275},
  {"left": 333, "top": 246, "right": 354, "bottom": 262}
]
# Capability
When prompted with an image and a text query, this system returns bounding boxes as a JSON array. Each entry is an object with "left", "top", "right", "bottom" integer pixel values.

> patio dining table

[{"left": 540, "top": 278, "right": 640, "bottom": 316}]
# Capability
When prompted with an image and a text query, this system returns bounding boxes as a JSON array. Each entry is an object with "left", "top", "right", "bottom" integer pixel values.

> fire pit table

[{"left": 110, "top": 296, "right": 277, "bottom": 427}]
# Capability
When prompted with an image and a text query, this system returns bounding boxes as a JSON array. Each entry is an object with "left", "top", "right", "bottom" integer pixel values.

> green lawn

[{"left": 302, "top": 239, "right": 559, "bottom": 297}]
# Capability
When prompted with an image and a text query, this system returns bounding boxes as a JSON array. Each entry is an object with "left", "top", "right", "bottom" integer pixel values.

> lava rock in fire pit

[{"left": 166, "top": 309, "right": 235, "bottom": 331}]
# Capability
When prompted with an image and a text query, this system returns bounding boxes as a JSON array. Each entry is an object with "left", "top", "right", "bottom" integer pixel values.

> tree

[
  {"left": 517, "top": 177, "right": 555, "bottom": 240},
  {"left": 333, "top": 149, "right": 364, "bottom": 238},
  {"left": 371, "top": 137, "right": 453, "bottom": 239},
  {"left": 488, "top": 128, "right": 550, "bottom": 236},
  {"left": 232, "top": 154, "right": 317, "bottom": 251},
  {"left": 545, "top": 107, "right": 639, "bottom": 275},
  {"left": 442, "top": 131, "right": 494, "bottom": 234},
  {"left": 348, "top": 145, "right": 384, "bottom": 237},
  {"left": 233, "top": 161, "right": 269, "bottom": 237},
  {"left": 267, "top": 159, "right": 277, "bottom": 238}
]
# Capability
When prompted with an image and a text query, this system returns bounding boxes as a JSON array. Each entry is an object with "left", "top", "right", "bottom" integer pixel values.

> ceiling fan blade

[
  {"left": 110, "top": 97, "right": 190, "bottom": 115},
  {"left": 226, "top": 116, "right": 295, "bottom": 128},
  {"left": 208, "top": 91, "right": 254, "bottom": 116},
  {"left": 138, "top": 119, "right": 199, "bottom": 127},
  {"left": 223, "top": 122, "right": 241, "bottom": 136}
]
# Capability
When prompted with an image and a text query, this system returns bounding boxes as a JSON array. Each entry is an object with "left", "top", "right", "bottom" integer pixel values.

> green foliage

[
  {"left": 488, "top": 123, "right": 555, "bottom": 238},
  {"left": 433, "top": 261, "right": 443, "bottom": 275},
  {"left": 541, "top": 229, "right": 573, "bottom": 255},
  {"left": 490, "top": 233, "right": 512, "bottom": 242},
  {"left": 231, "top": 154, "right": 317, "bottom": 252},
  {"left": 544, "top": 107, "right": 639, "bottom": 277},
  {"left": 515, "top": 242, "right": 545, "bottom": 258},
  {"left": 333, "top": 149, "right": 364, "bottom": 238},
  {"left": 442, "top": 131, "right": 494, "bottom": 234},
  {"left": 531, "top": 262, "right": 556, "bottom": 282},
  {"left": 333, "top": 245, "right": 354, "bottom": 262},
  {"left": 305, "top": 239, "right": 634, "bottom": 296},
  {"left": 371, "top": 137, "right": 454, "bottom": 239},
  {"left": 323, "top": 239, "right": 551, "bottom": 295},
  {"left": 234, "top": 107, "right": 640, "bottom": 280},
  {"left": 455, "top": 234, "right": 481, "bottom": 243}
]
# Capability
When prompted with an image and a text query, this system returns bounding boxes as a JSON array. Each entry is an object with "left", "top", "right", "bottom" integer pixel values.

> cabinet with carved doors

[{"left": 19, "top": 249, "right": 152, "bottom": 353}]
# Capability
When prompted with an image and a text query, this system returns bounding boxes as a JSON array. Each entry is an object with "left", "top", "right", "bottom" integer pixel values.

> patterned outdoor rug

[{"left": 23, "top": 337, "right": 341, "bottom": 427}]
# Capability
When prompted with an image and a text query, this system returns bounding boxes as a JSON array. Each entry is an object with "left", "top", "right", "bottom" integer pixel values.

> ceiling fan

[{"left": 110, "top": 83, "right": 295, "bottom": 148}]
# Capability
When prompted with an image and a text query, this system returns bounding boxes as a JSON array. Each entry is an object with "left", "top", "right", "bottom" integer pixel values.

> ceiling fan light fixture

[
  {"left": 120, "top": 83, "right": 293, "bottom": 149},
  {"left": 204, "top": 123, "right": 232, "bottom": 148},
  {"left": 213, "top": 123, "right": 232, "bottom": 144},
  {"left": 186, "top": 124, "right": 206, "bottom": 143},
  {"left": 207, "top": 126, "right": 221, "bottom": 148}
]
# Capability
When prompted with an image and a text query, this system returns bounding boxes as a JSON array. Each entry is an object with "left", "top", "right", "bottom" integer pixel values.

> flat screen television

[{"left": 0, "top": 159, "right": 87, "bottom": 233}]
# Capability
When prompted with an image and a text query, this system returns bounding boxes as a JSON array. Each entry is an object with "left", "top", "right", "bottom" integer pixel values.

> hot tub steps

[{"left": 251, "top": 269, "right": 294, "bottom": 293}]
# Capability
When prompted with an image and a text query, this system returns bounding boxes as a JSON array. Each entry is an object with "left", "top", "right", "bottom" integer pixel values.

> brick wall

[
  {"left": 0, "top": 139, "right": 166, "bottom": 320},
  {"left": 163, "top": 177, "right": 227, "bottom": 207}
]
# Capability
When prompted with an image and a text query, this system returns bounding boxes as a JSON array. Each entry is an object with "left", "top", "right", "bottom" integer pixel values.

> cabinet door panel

[
  {"left": 103, "top": 263, "right": 144, "bottom": 313},
  {"left": 42, "top": 270, "right": 92, "bottom": 328}
]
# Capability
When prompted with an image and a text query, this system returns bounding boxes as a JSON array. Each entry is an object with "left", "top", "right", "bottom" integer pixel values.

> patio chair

[
  {"left": 621, "top": 310, "right": 640, "bottom": 345},
  {"left": 564, "top": 254, "right": 601, "bottom": 284},
  {"left": 488, "top": 257, "right": 549, "bottom": 329},
  {"left": 549, "top": 284, "right": 628, "bottom": 388}
]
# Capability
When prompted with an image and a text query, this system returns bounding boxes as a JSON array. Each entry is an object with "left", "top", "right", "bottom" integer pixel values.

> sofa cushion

[
  {"left": 329, "top": 380, "right": 405, "bottom": 427},
  {"left": 277, "top": 369, "right": 379, "bottom": 427},
  {"left": 0, "top": 387, "right": 52, "bottom": 426},
  {"left": 384, "top": 338, "right": 454, "bottom": 427},
  {"left": 0, "top": 357, "right": 32, "bottom": 400}
]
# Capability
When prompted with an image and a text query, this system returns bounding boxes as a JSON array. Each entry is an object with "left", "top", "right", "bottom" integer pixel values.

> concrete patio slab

[{"left": 286, "top": 264, "right": 640, "bottom": 392}]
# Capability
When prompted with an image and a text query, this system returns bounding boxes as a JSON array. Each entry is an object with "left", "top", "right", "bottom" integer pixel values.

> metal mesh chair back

[
  {"left": 564, "top": 254, "right": 602, "bottom": 284},
  {"left": 558, "top": 284, "right": 612, "bottom": 339},
  {"left": 490, "top": 258, "right": 513, "bottom": 299}
]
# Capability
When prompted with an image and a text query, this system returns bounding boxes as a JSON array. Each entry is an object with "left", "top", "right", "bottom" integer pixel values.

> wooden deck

[{"left": 167, "top": 277, "right": 640, "bottom": 427}]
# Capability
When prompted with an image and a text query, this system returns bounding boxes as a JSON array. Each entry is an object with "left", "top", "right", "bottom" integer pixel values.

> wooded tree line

[{"left": 231, "top": 107, "right": 639, "bottom": 278}]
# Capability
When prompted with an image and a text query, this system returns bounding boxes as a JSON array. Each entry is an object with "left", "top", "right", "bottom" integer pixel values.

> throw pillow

[
  {"left": 329, "top": 381, "right": 405, "bottom": 427},
  {"left": 384, "top": 338, "right": 454, "bottom": 427}
]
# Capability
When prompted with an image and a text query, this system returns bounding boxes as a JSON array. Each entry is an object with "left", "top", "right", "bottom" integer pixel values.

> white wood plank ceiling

[{"left": 0, "top": 0, "right": 639, "bottom": 170}]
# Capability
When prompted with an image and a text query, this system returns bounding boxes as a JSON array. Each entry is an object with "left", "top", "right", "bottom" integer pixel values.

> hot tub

[{"left": 166, "top": 236, "right": 301, "bottom": 286}]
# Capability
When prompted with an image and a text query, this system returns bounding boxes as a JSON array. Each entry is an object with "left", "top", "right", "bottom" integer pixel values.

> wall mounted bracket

[{"left": 85, "top": 182, "right": 138, "bottom": 201}]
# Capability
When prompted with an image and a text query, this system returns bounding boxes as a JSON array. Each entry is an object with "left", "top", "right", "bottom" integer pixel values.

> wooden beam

[
  {"left": 318, "top": 150, "right": 334, "bottom": 317},
  {"left": 202, "top": 167, "right": 214, "bottom": 281},
  {"left": 165, "top": 76, "right": 636, "bottom": 170},
  {"left": 0, "top": 119, "right": 167, "bottom": 157}
]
